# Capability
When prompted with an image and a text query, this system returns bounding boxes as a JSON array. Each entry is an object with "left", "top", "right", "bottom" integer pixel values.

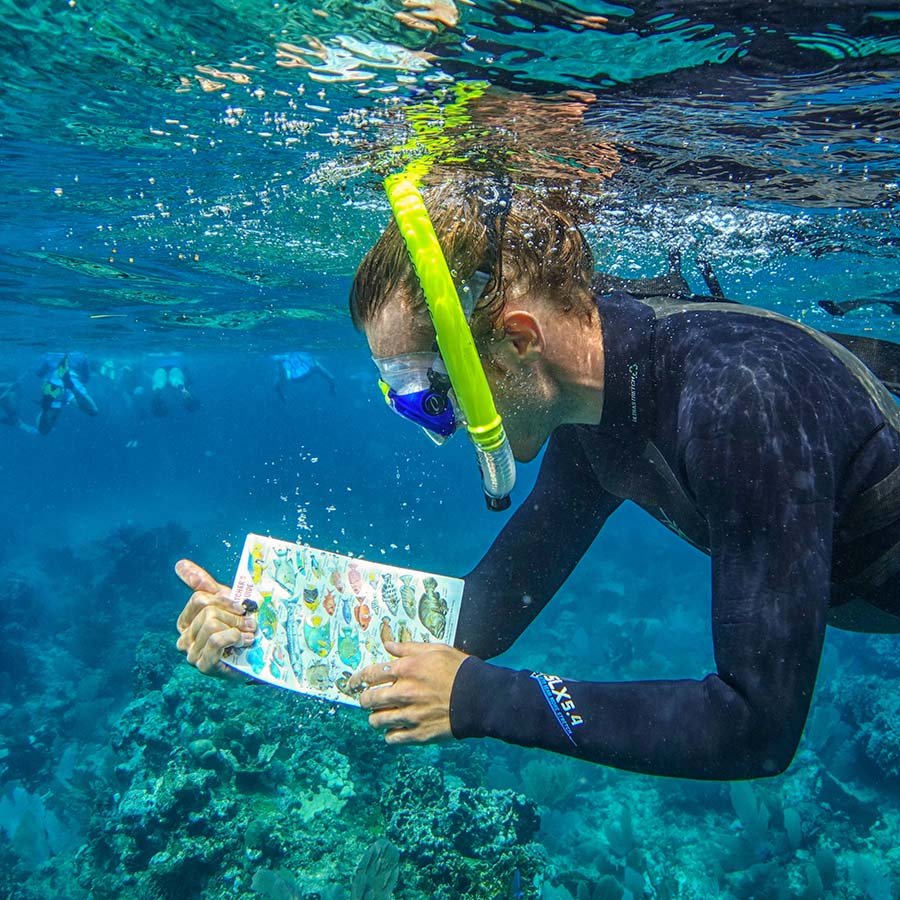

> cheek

[
  {"left": 495, "top": 368, "right": 539, "bottom": 410},
  {"left": 477, "top": 355, "right": 508, "bottom": 401},
  {"left": 478, "top": 348, "right": 540, "bottom": 422},
  {"left": 483, "top": 368, "right": 516, "bottom": 417},
  {"left": 492, "top": 384, "right": 533, "bottom": 445}
]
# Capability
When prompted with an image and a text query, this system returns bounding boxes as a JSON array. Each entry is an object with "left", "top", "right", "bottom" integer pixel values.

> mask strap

[
  {"left": 458, "top": 270, "right": 490, "bottom": 320},
  {"left": 465, "top": 178, "right": 513, "bottom": 311}
]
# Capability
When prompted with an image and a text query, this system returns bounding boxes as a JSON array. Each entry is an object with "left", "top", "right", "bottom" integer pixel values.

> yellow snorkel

[
  {"left": 383, "top": 83, "right": 516, "bottom": 510},
  {"left": 384, "top": 174, "right": 516, "bottom": 510}
]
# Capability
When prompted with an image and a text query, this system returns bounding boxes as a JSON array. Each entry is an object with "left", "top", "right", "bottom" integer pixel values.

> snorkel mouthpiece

[{"left": 384, "top": 174, "right": 516, "bottom": 510}]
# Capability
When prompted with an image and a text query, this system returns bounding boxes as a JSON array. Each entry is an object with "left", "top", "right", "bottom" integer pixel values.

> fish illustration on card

[{"left": 225, "top": 533, "right": 465, "bottom": 706}]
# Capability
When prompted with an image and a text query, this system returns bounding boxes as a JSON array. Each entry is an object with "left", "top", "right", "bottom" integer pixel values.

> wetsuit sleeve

[
  {"left": 454, "top": 426, "right": 623, "bottom": 659},
  {"left": 451, "top": 366, "right": 833, "bottom": 779}
]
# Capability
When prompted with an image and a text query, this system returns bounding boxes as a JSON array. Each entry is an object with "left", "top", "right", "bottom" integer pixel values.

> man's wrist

[{"left": 448, "top": 655, "right": 518, "bottom": 740}]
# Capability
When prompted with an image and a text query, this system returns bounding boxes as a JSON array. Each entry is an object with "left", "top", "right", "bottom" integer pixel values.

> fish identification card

[{"left": 225, "top": 533, "right": 465, "bottom": 706}]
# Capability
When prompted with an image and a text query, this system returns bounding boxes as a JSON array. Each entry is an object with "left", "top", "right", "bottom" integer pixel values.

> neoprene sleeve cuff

[{"left": 449, "top": 656, "right": 563, "bottom": 747}]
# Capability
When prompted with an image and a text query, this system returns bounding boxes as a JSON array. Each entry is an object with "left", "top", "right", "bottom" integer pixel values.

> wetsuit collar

[{"left": 594, "top": 291, "right": 657, "bottom": 443}]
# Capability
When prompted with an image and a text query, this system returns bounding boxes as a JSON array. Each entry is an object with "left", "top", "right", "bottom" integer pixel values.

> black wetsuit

[{"left": 450, "top": 291, "right": 900, "bottom": 779}]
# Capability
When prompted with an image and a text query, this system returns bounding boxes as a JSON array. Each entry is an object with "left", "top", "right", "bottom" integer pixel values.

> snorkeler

[
  {"left": 35, "top": 352, "right": 98, "bottom": 435},
  {"left": 272, "top": 351, "right": 337, "bottom": 400},
  {"left": 147, "top": 354, "right": 200, "bottom": 417},
  {"left": 177, "top": 177, "right": 900, "bottom": 781}
]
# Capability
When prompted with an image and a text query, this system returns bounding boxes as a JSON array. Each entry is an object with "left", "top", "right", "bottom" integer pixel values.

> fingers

[
  {"left": 349, "top": 642, "right": 457, "bottom": 693},
  {"left": 180, "top": 606, "right": 256, "bottom": 656},
  {"left": 400, "top": 0, "right": 459, "bottom": 24},
  {"left": 176, "top": 588, "right": 238, "bottom": 635},
  {"left": 176, "top": 604, "right": 257, "bottom": 679},
  {"left": 384, "top": 725, "right": 434, "bottom": 745},
  {"left": 348, "top": 657, "right": 402, "bottom": 693},
  {"left": 394, "top": 12, "right": 439, "bottom": 32},
  {"left": 175, "top": 559, "right": 230, "bottom": 597},
  {"left": 368, "top": 708, "right": 449, "bottom": 746},
  {"left": 394, "top": 0, "right": 459, "bottom": 31},
  {"left": 383, "top": 640, "right": 448, "bottom": 657},
  {"left": 184, "top": 604, "right": 252, "bottom": 645},
  {"left": 191, "top": 626, "right": 242, "bottom": 674},
  {"left": 368, "top": 707, "right": 414, "bottom": 731},
  {"left": 349, "top": 643, "right": 465, "bottom": 745},
  {"left": 176, "top": 582, "right": 243, "bottom": 636},
  {"left": 174, "top": 557, "right": 257, "bottom": 682},
  {"left": 359, "top": 684, "right": 420, "bottom": 733}
]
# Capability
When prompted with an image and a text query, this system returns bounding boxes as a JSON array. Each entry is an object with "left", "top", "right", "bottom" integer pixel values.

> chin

[{"left": 510, "top": 434, "right": 548, "bottom": 463}]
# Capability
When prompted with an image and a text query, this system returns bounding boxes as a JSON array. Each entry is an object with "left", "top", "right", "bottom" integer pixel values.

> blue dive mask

[
  {"left": 375, "top": 353, "right": 458, "bottom": 445},
  {"left": 373, "top": 271, "right": 490, "bottom": 445}
]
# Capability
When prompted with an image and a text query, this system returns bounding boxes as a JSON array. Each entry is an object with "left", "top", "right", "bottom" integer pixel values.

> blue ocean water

[{"left": 1, "top": 2, "right": 900, "bottom": 899}]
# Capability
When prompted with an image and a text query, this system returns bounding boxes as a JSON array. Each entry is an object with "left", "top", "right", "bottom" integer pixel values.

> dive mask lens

[{"left": 374, "top": 353, "right": 458, "bottom": 445}]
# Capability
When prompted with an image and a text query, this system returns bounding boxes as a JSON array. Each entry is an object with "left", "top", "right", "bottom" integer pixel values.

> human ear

[{"left": 499, "top": 310, "right": 544, "bottom": 361}]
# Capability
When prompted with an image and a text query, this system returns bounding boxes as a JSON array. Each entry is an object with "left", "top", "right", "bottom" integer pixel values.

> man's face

[
  {"left": 364, "top": 296, "right": 432, "bottom": 361},
  {"left": 364, "top": 295, "right": 556, "bottom": 463},
  {"left": 477, "top": 343, "right": 556, "bottom": 463}
]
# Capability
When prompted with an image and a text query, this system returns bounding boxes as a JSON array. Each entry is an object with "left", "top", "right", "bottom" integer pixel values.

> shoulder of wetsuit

[
  {"left": 593, "top": 266, "right": 900, "bottom": 395},
  {"left": 593, "top": 248, "right": 900, "bottom": 395},
  {"left": 661, "top": 287, "right": 900, "bottom": 393},
  {"left": 665, "top": 287, "right": 900, "bottom": 395}
]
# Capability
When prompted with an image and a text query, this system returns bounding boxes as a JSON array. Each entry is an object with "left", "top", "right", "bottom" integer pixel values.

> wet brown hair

[{"left": 349, "top": 177, "right": 596, "bottom": 337}]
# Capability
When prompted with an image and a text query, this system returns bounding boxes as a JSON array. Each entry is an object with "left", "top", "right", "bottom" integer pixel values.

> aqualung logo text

[
  {"left": 628, "top": 363, "right": 639, "bottom": 423},
  {"left": 531, "top": 672, "right": 584, "bottom": 746}
]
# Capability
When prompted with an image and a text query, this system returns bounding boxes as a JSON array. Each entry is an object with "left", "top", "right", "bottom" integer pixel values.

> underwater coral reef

[{"left": 0, "top": 523, "right": 898, "bottom": 900}]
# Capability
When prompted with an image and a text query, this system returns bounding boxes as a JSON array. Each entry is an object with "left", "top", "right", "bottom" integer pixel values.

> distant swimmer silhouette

[
  {"left": 35, "top": 352, "right": 98, "bottom": 435},
  {"left": 147, "top": 354, "right": 200, "bottom": 417},
  {"left": 272, "top": 351, "right": 336, "bottom": 401}
]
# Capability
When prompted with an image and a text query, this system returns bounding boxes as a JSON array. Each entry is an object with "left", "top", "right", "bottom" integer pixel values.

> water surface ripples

[{"left": 1, "top": 0, "right": 898, "bottom": 349}]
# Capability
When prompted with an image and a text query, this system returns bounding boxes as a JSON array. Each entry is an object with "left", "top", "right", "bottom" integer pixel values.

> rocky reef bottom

[{"left": 1, "top": 524, "right": 898, "bottom": 900}]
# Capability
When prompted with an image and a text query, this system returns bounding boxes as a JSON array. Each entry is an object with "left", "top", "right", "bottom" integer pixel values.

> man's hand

[
  {"left": 350, "top": 641, "right": 469, "bottom": 744},
  {"left": 174, "top": 559, "right": 257, "bottom": 680},
  {"left": 394, "top": 0, "right": 459, "bottom": 33}
]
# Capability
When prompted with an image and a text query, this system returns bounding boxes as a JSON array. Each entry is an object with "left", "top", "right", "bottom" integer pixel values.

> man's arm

[
  {"left": 451, "top": 367, "right": 834, "bottom": 779},
  {"left": 454, "top": 425, "right": 623, "bottom": 659}
]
